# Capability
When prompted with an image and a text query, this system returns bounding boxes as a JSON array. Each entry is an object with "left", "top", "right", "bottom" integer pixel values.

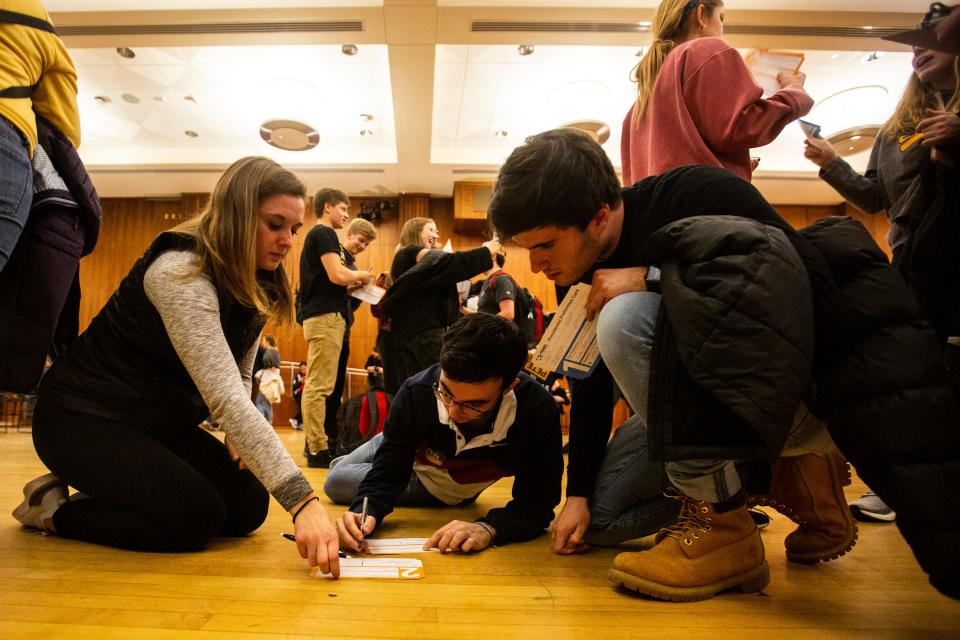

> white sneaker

[
  {"left": 849, "top": 490, "right": 896, "bottom": 523},
  {"left": 12, "top": 473, "right": 68, "bottom": 530}
]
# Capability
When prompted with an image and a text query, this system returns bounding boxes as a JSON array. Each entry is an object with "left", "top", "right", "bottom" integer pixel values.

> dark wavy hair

[{"left": 440, "top": 314, "right": 527, "bottom": 387}]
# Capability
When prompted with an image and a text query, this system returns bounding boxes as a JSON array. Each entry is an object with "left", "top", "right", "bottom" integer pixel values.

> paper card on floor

[
  {"left": 744, "top": 50, "right": 805, "bottom": 96},
  {"left": 523, "top": 282, "right": 599, "bottom": 381},
  {"left": 312, "top": 557, "right": 424, "bottom": 579},
  {"left": 363, "top": 538, "right": 439, "bottom": 554},
  {"left": 350, "top": 283, "right": 386, "bottom": 305}
]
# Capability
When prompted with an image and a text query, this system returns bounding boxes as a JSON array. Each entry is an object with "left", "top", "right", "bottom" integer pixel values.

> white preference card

[
  {"left": 744, "top": 50, "right": 804, "bottom": 97},
  {"left": 523, "top": 283, "right": 599, "bottom": 381},
  {"left": 350, "top": 283, "right": 385, "bottom": 305},
  {"left": 363, "top": 538, "right": 439, "bottom": 554},
  {"left": 312, "top": 557, "right": 424, "bottom": 579}
]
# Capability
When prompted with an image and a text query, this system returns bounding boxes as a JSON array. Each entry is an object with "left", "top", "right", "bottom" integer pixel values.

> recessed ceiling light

[
  {"left": 494, "top": 129, "right": 509, "bottom": 138},
  {"left": 153, "top": 96, "right": 166, "bottom": 102},
  {"left": 183, "top": 95, "right": 198, "bottom": 104},
  {"left": 360, "top": 129, "right": 373, "bottom": 137},
  {"left": 116, "top": 47, "right": 135, "bottom": 59},
  {"left": 563, "top": 120, "right": 611, "bottom": 144},
  {"left": 359, "top": 113, "right": 374, "bottom": 121},
  {"left": 830, "top": 53, "right": 841, "bottom": 60},
  {"left": 342, "top": 44, "right": 358, "bottom": 56},
  {"left": 94, "top": 95, "right": 111, "bottom": 104},
  {"left": 260, "top": 119, "right": 319, "bottom": 151},
  {"left": 861, "top": 51, "right": 883, "bottom": 63},
  {"left": 121, "top": 93, "right": 140, "bottom": 104},
  {"left": 826, "top": 125, "right": 880, "bottom": 157},
  {"left": 184, "top": 130, "right": 199, "bottom": 138},
  {"left": 639, "top": 21, "right": 652, "bottom": 28},
  {"left": 862, "top": 25, "right": 874, "bottom": 30},
  {"left": 517, "top": 44, "right": 535, "bottom": 56}
]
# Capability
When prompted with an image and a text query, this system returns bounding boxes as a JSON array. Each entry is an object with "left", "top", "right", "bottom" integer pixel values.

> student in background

[
  {"left": 254, "top": 349, "right": 284, "bottom": 424},
  {"left": 803, "top": 42, "right": 960, "bottom": 523},
  {"left": 298, "top": 189, "right": 372, "bottom": 468},
  {"left": 621, "top": 0, "right": 812, "bottom": 185},
  {"left": 13, "top": 157, "right": 341, "bottom": 576},
  {"left": 290, "top": 361, "right": 306, "bottom": 429},
  {"left": 323, "top": 218, "right": 378, "bottom": 454}
]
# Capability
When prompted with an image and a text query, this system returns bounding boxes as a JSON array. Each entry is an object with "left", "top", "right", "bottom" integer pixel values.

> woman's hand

[
  {"left": 803, "top": 137, "right": 838, "bottom": 170},
  {"left": 918, "top": 109, "right": 960, "bottom": 147},
  {"left": 777, "top": 70, "right": 806, "bottom": 89},
  {"left": 290, "top": 496, "right": 341, "bottom": 577}
]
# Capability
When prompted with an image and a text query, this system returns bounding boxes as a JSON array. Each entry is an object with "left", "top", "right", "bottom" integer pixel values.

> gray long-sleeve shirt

[
  {"left": 143, "top": 250, "right": 312, "bottom": 511},
  {"left": 819, "top": 132, "right": 931, "bottom": 252}
]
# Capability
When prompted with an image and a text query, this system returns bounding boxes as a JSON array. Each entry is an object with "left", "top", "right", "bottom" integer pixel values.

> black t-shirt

[
  {"left": 299, "top": 224, "right": 350, "bottom": 321},
  {"left": 478, "top": 270, "right": 517, "bottom": 315}
]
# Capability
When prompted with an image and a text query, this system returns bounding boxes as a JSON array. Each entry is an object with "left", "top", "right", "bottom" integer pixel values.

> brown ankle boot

[
  {"left": 608, "top": 494, "right": 769, "bottom": 602},
  {"left": 748, "top": 449, "right": 857, "bottom": 564}
]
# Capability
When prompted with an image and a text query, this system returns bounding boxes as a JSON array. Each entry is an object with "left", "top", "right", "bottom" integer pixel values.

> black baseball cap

[{"left": 881, "top": 3, "right": 957, "bottom": 53}]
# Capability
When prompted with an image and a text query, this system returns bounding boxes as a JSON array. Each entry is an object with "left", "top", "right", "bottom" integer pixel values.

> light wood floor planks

[{"left": 2, "top": 428, "right": 958, "bottom": 640}]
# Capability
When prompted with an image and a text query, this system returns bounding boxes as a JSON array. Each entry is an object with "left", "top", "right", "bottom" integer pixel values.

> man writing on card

[{"left": 325, "top": 313, "right": 562, "bottom": 553}]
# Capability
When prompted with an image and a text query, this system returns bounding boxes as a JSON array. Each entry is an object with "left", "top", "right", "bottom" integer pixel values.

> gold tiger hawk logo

[{"left": 899, "top": 132, "right": 924, "bottom": 152}]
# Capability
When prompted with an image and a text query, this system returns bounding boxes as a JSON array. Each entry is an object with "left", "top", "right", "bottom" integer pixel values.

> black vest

[{"left": 40, "top": 232, "right": 265, "bottom": 427}]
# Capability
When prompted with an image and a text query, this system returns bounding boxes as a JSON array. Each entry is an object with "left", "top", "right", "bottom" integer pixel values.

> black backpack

[
  {"left": 485, "top": 272, "right": 546, "bottom": 348},
  {"left": 336, "top": 389, "right": 393, "bottom": 454}
]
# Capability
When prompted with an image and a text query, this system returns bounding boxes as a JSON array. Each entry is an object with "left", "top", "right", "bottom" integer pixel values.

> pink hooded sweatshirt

[{"left": 621, "top": 37, "right": 813, "bottom": 185}]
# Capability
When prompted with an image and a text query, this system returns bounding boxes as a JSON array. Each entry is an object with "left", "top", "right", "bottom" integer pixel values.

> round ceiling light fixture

[
  {"left": 809, "top": 85, "right": 889, "bottom": 138},
  {"left": 259, "top": 119, "right": 320, "bottom": 151},
  {"left": 116, "top": 47, "right": 136, "bottom": 59},
  {"left": 517, "top": 44, "right": 535, "bottom": 56},
  {"left": 826, "top": 125, "right": 881, "bottom": 157},
  {"left": 121, "top": 93, "right": 140, "bottom": 104},
  {"left": 342, "top": 44, "right": 358, "bottom": 56},
  {"left": 563, "top": 119, "right": 611, "bottom": 144}
]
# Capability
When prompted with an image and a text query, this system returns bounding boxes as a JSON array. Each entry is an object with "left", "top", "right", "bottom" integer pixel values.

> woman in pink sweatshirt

[{"left": 621, "top": 0, "right": 813, "bottom": 184}]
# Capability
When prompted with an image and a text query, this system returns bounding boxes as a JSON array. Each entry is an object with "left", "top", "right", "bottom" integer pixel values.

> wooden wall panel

[{"left": 78, "top": 191, "right": 891, "bottom": 419}]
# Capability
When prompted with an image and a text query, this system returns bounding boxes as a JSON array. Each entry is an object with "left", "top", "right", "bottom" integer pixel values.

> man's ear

[
  {"left": 591, "top": 204, "right": 611, "bottom": 234},
  {"left": 503, "top": 378, "right": 520, "bottom": 395}
]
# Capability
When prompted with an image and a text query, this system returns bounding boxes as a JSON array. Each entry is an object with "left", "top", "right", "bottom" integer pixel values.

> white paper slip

[
  {"left": 312, "top": 557, "right": 424, "bottom": 579},
  {"left": 744, "top": 50, "right": 805, "bottom": 97},
  {"left": 363, "top": 538, "right": 439, "bottom": 554},
  {"left": 524, "top": 283, "right": 599, "bottom": 381},
  {"left": 350, "top": 283, "right": 385, "bottom": 305}
]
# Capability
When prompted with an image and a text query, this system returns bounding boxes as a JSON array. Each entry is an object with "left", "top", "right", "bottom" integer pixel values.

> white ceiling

[{"left": 48, "top": 1, "right": 934, "bottom": 203}]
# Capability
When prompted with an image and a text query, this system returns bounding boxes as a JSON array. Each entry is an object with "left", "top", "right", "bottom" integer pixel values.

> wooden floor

[{"left": 2, "top": 428, "right": 958, "bottom": 640}]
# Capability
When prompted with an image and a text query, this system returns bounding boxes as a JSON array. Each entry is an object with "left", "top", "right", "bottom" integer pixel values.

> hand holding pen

[{"left": 335, "top": 496, "right": 378, "bottom": 553}]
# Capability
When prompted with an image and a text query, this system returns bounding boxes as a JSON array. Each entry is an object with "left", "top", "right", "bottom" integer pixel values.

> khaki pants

[{"left": 302, "top": 313, "right": 346, "bottom": 454}]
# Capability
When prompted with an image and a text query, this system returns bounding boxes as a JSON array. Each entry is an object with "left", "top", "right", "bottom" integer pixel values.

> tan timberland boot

[
  {"left": 749, "top": 449, "right": 857, "bottom": 564},
  {"left": 608, "top": 494, "right": 770, "bottom": 602}
]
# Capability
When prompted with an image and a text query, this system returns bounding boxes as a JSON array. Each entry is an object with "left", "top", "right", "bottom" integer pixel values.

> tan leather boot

[
  {"left": 749, "top": 449, "right": 857, "bottom": 564},
  {"left": 608, "top": 495, "right": 769, "bottom": 602}
]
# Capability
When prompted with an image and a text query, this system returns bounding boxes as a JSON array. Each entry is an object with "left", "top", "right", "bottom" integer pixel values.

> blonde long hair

[
  {"left": 173, "top": 156, "right": 305, "bottom": 323},
  {"left": 882, "top": 57, "right": 960, "bottom": 137},
  {"left": 632, "top": 0, "right": 724, "bottom": 123}
]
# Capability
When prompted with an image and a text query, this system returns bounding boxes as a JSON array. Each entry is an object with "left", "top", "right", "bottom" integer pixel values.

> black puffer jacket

[
  {"left": 800, "top": 216, "right": 960, "bottom": 599},
  {"left": 644, "top": 215, "right": 815, "bottom": 462}
]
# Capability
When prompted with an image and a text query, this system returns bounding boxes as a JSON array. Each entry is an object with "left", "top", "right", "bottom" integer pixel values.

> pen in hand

[{"left": 282, "top": 533, "right": 349, "bottom": 558}]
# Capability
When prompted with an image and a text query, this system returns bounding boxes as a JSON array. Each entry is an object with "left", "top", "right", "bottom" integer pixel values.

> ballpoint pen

[
  {"left": 282, "top": 533, "right": 349, "bottom": 558},
  {"left": 359, "top": 496, "right": 369, "bottom": 536}
]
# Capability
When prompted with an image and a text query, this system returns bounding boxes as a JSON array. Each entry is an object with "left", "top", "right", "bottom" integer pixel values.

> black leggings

[{"left": 32, "top": 400, "right": 269, "bottom": 552}]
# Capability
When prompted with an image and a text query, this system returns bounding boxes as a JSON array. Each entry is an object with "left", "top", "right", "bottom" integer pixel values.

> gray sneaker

[{"left": 849, "top": 490, "right": 896, "bottom": 523}]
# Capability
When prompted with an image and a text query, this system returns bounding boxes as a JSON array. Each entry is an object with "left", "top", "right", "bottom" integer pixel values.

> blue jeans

[
  {"left": 0, "top": 116, "right": 32, "bottom": 273},
  {"left": 254, "top": 393, "right": 273, "bottom": 424},
  {"left": 323, "top": 432, "right": 443, "bottom": 507},
  {"left": 596, "top": 291, "right": 741, "bottom": 506},
  {"left": 585, "top": 415, "right": 680, "bottom": 545}
]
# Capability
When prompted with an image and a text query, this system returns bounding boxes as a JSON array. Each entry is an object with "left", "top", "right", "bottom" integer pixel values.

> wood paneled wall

[{"left": 78, "top": 194, "right": 889, "bottom": 386}]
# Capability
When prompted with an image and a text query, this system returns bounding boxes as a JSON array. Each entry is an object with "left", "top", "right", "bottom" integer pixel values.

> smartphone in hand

[{"left": 798, "top": 119, "right": 822, "bottom": 139}]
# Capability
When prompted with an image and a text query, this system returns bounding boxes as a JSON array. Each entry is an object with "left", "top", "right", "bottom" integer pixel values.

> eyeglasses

[
  {"left": 922, "top": 2, "right": 953, "bottom": 29},
  {"left": 433, "top": 382, "right": 496, "bottom": 418}
]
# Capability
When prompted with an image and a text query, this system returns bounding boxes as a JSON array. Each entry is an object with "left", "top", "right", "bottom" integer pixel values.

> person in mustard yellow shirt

[{"left": 0, "top": 0, "right": 80, "bottom": 271}]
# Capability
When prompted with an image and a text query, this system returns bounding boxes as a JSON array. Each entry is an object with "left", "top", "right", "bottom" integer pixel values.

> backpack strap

[
  {"left": 0, "top": 11, "right": 58, "bottom": 99},
  {"left": 364, "top": 390, "right": 379, "bottom": 435}
]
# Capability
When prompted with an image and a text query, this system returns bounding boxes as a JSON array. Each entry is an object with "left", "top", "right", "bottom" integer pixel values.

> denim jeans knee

[{"left": 596, "top": 292, "right": 661, "bottom": 418}]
